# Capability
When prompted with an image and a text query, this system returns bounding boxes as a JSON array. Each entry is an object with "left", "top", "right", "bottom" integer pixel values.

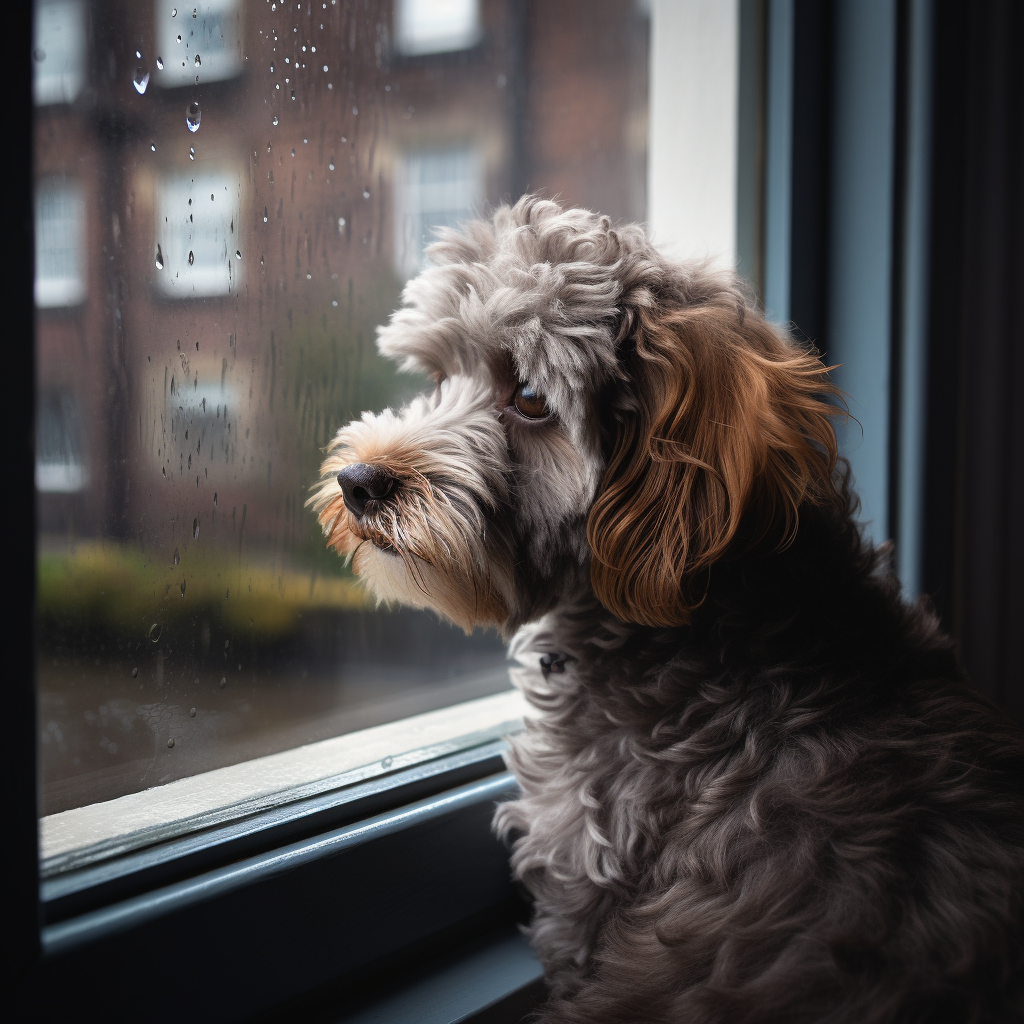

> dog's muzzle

[{"left": 336, "top": 463, "right": 397, "bottom": 518}]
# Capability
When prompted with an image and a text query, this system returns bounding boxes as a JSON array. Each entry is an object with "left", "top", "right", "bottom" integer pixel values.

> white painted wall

[{"left": 647, "top": 0, "right": 739, "bottom": 266}]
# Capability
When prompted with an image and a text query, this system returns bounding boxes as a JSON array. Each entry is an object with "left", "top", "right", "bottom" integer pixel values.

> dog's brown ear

[{"left": 587, "top": 300, "right": 842, "bottom": 627}]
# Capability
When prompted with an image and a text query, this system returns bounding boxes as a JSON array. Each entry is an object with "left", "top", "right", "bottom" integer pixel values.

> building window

[
  {"left": 154, "top": 170, "right": 241, "bottom": 298},
  {"left": 154, "top": 0, "right": 243, "bottom": 88},
  {"left": 36, "top": 390, "right": 87, "bottom": 493},
  {"left": 35, "top": 178, "right": 86, "bottom": 309},
  {"left": 393, "top": 145, "right": 483, "bottom": 278},
  {"left": 393, "top": 0, "right": 481, "bottom": 56},
  {"left": 32, "top": 0, "right": 86, "bottom": 106}
]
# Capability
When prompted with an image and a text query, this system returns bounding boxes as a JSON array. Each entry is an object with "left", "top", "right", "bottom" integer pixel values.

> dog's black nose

[{"left": 337, "top": 463, "right": 397, "bottom": 517}]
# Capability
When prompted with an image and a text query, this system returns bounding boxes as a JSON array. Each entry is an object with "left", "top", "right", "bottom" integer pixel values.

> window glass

[{"left": 34, "top": 0, "right": 658, "bottom": 821}]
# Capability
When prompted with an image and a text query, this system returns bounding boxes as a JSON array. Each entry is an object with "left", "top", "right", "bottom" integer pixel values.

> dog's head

[{"left": 310, "top": 197, "right": 841, "bottom": 635}]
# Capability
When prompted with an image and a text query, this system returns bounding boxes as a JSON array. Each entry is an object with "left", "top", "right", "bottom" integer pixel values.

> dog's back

[{"left": 501, "top": 499, "right": 1024, "bottom": 1024}]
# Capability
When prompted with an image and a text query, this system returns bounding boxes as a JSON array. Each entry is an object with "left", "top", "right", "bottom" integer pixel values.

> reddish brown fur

[{"left": 588, "top": 301, "right": 844, "bottom": 627}]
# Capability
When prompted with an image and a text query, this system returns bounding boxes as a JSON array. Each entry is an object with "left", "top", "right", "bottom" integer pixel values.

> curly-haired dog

[{"left": 311, "top": 196, "right": 1024, "bottom": 1023}]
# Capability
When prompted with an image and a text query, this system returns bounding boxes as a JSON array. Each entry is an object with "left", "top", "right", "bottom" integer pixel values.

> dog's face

[{"left": 310, "top": 198, "right": 841, "bottom": 636}]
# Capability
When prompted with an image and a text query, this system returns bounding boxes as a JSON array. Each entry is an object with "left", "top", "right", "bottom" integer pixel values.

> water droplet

[
  {"left": 132, "top": 667, "right": 139, "bottom": 678},
  {"left": 337, "top": 217, "right": 346, "bottom": 229},
  {"left": 290, "top": 90, "right": 296, "bottom": 101},
  {"left": 186, "top": 100, "right": 201, "bottom": 132},
  {"left": 33, "top": 48, "right": 46, "bottom": 62},
  {"left": 177, "top": 34, "right": 182, "bottom": 42},
  {"left": 382, "top": 756, "right": 393, "bottom": 769},
  {"left": 270, "top": 62, "right": 275, "bottom": 72},
  {"left": 235, "top": 250, "right": 241, "bottom": 260},
  {"left": 133, "top": 66, "right": 150, "bottom": 94},
  {"left": 192, "top": 7, "right": 198, "bottom": 17},
  {"left": 323, "top": 65, "right": 328, "bottom": 73},
  {"left": 156, "top": 56, "right": 164, "bottom": 70},
  {"left": 136, "top": 50, "right": 142, "bottom": 59},
  {"left": 171, "top": 6, "right": 177, "bottom": 15},
  {"left": 167, "top": 737, "right": 175, "bottom": 748},
  {"left": 219, "top": 677, "right": 227, "bottom": 688},
  {"left": 155, "top": 244, "right": 164, "bottom": 269},
  {"left": 190, "top": 707, "right": 197, "bottom": 717},
  {"left": 150, "top": 141, "right": 157, "bottom": 152},
  {"left": 272, "top": 115, "right": 279, "bottom": 126},
  {"left": 189, "top": 147, "right": 195, "bottom": 160},
  {"left": 173, "top": 548, "right": 180, "bottom": 566},
  {"left": 148, "top": 623, "right": 162, "bottom": 643},
  {"left": 193, "top": 518, "right": 200, "bottom": 539},
  {"left": 194, "top": 54, "right": 201, "bottom": 67},
  {"left": 180, "top": 579, "right": 187, "bottom": 597},
  {"left": 290, "top": 148, "right": 295, "bottom": 157},
  {"left": 328, "top": 162, "right": 335, "bottom": 171},
  {"left": 213, "top": 492, "right": 218, "bottom": 506},
  {"left": 188, "top": 250, "right": 195, "bottom": 266},
  {"left": 362, "top": 189, "right": 370, "bottom": 199},
  {"left": 263, "top": 206, "right": 268, "bottom": 223}
]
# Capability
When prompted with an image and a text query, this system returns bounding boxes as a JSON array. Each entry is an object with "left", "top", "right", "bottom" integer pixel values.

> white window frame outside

[
  {"left": 35, "top": 176, "right": 87, "bottom": 309},
  {"left": 33, "top": 0, "right": 87, "bottom": 107},
  {"left": 154, "top": 169, "right": 242, "bottom": 298},
  {"left": 393, "top": 0, "right": 482, "bottom": 56}
]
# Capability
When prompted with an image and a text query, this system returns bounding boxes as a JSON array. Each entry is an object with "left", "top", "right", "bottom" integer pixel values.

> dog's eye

[{"left": 513, "top": 382, "right": 549, "bottom": 419}]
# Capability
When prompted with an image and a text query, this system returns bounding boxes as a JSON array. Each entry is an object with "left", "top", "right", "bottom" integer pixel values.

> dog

[{"left": 311, "top": 196, "right": 1024, "bottom": 1023}]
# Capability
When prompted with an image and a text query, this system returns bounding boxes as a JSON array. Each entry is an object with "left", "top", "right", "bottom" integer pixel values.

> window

[
  {"left": 154, "top": 0, "right": 244, "bottom": 88},
  {"left": 34, "top": 177, "right": 86, "bottom": 308},
  {"left": 154, "top": 170, "right": 242, "bottom": 297},
  {"left": 393, "top": 0, "right": 481, "bottom": 56},
  {"left": 393, "top": 145, "right": 483, "bottom": 277},
  {"left": 36, "top": 389, "right": 87, "bottom": 493},
  {"left": 32, "top": 0, "right": 86, "bottom": 106}
]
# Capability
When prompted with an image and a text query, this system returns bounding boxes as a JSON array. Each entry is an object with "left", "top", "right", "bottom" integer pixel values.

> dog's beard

[{"left": 310, "top": 382, "right": 514, "bottom": 632}]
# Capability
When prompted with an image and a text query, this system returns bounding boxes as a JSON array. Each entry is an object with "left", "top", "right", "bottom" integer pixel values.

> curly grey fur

[{"left": 315, "top": 196, "right": 1024, "bottom": 1023}]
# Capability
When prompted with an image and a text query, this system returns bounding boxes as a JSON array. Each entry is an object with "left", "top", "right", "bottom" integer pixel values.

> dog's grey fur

[{"left": 313, "top": 197, "right": 1024, "bottom": 1022}]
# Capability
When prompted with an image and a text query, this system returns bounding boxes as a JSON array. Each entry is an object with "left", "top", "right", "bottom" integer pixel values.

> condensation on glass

[{"left": 33, "top": 0, "right": 650, "bottom": 816}]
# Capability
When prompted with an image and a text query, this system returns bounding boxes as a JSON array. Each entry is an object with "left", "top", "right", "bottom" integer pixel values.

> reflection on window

[
  {"left": 394, "top": 146, "right": 483, "bottom": 278},
  {"left": 155, "top": 170, "right": 241, "bottom": 297},
  {"left": 394, "top": 0, "right": 481, "bottom": 56},
  {"left": 35, "top": 177, "right": 86, "bottom": 308},
  {"left": 33, "top": 0, "right": 86, "bottom": 106},
  {"left": 154, "top": 0, "right": 243, "bottom": 87},
  {"left": 36, "top": 390, "right": 87, "bottom": 493}
]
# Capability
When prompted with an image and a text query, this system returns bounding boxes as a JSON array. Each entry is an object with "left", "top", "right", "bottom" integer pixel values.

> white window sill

[{"left": 41, "top": 688, "right": 527, "bottom": 877}]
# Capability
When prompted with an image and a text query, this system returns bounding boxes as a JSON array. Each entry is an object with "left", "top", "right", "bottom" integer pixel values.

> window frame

[{"left": 21, "top": 0, "right": 993, "bottom": 1018}]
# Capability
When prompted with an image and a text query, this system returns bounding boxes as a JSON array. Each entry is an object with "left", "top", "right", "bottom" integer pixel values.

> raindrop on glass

[
  {"left": 136, "top": 50, "right": 142, "bottom": 59},
  {"left": 180, "top": 579, "right": 187, "bottom": 597},
  {"left": 188, "top": 250, "right": 195, "bottom": 265},
  {"left": 192, "top": 7, "right": 198, "bottom": 17},
  {"left": 173, "top": 547, "right": 180, "bottom": 566},
  {"left": 219, "top": 676, "right": 227, "bottom": 688},
  {"left": 186, "top": 100, "right": 201, "bottom": 131},
  {"left": 155, "top": 244, "right": 164, "bottom": 269},
  {"left": 213, "top": 492, "right": 218, "bottom": 506},
  {"left": 133, "top": 67, "right": 150, "bottom": 94},
  {"left": 337, "top": 217, "right": 346, "bottom": 229},
  {"left": 167, "top": 738, "right": 175, "bottom": 748},
  {"left": 189, "top": 147, "right": 195, "bottom": 160},
  {"left": 148, "top": 623, "right": 162, "bottom": 643},
  {"left": 272, "top": 115, "right": 279, "bottom": 126},
  {"left": 190, "top": 707, "right": 197, "bottom": 717},
  {"left": 270, "top": 62, "right": 275, "bottom": 72},
  {"left": 172, "top": 6, "right": 177, "bottom": 15},
  {"left": 150, "top": 141, "right": 157, "bottom": 152},
  {"left": 328, "top": 162, "right": 334, "bottom": 171},
  {"left": 235, "top": 250, "right": 241, "bottom": 260},
  {"left": 193, "top": 518, "right": 200, "bottom": 540},
  {"left": 177, "top": 34, "right": 182, "bottom": 42},
  {"left": 382, "top": 756, "right": 393, "bottom": 769},
  {"left": 362, "top": 189, "right": 370, "bottom": 199},
  {"left": 263, "top": 206, "right": 268, "bottom": 223},
  {"left": 132, "top": 667, "right": 139, "bottom": 678},
  {"left": 194, "top": 54, "right": 201, "bottom": 67},
  {"left": 290, "top": 90, "right": 295, "bottom": 101},
  {"left": 156, "top": 56, "right": 164, "bottom": 70}
]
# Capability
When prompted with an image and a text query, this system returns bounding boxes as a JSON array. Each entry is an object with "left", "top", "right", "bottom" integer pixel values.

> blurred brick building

[{"left": 33, "top": 0, "right": 648, "bottom": 550}]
